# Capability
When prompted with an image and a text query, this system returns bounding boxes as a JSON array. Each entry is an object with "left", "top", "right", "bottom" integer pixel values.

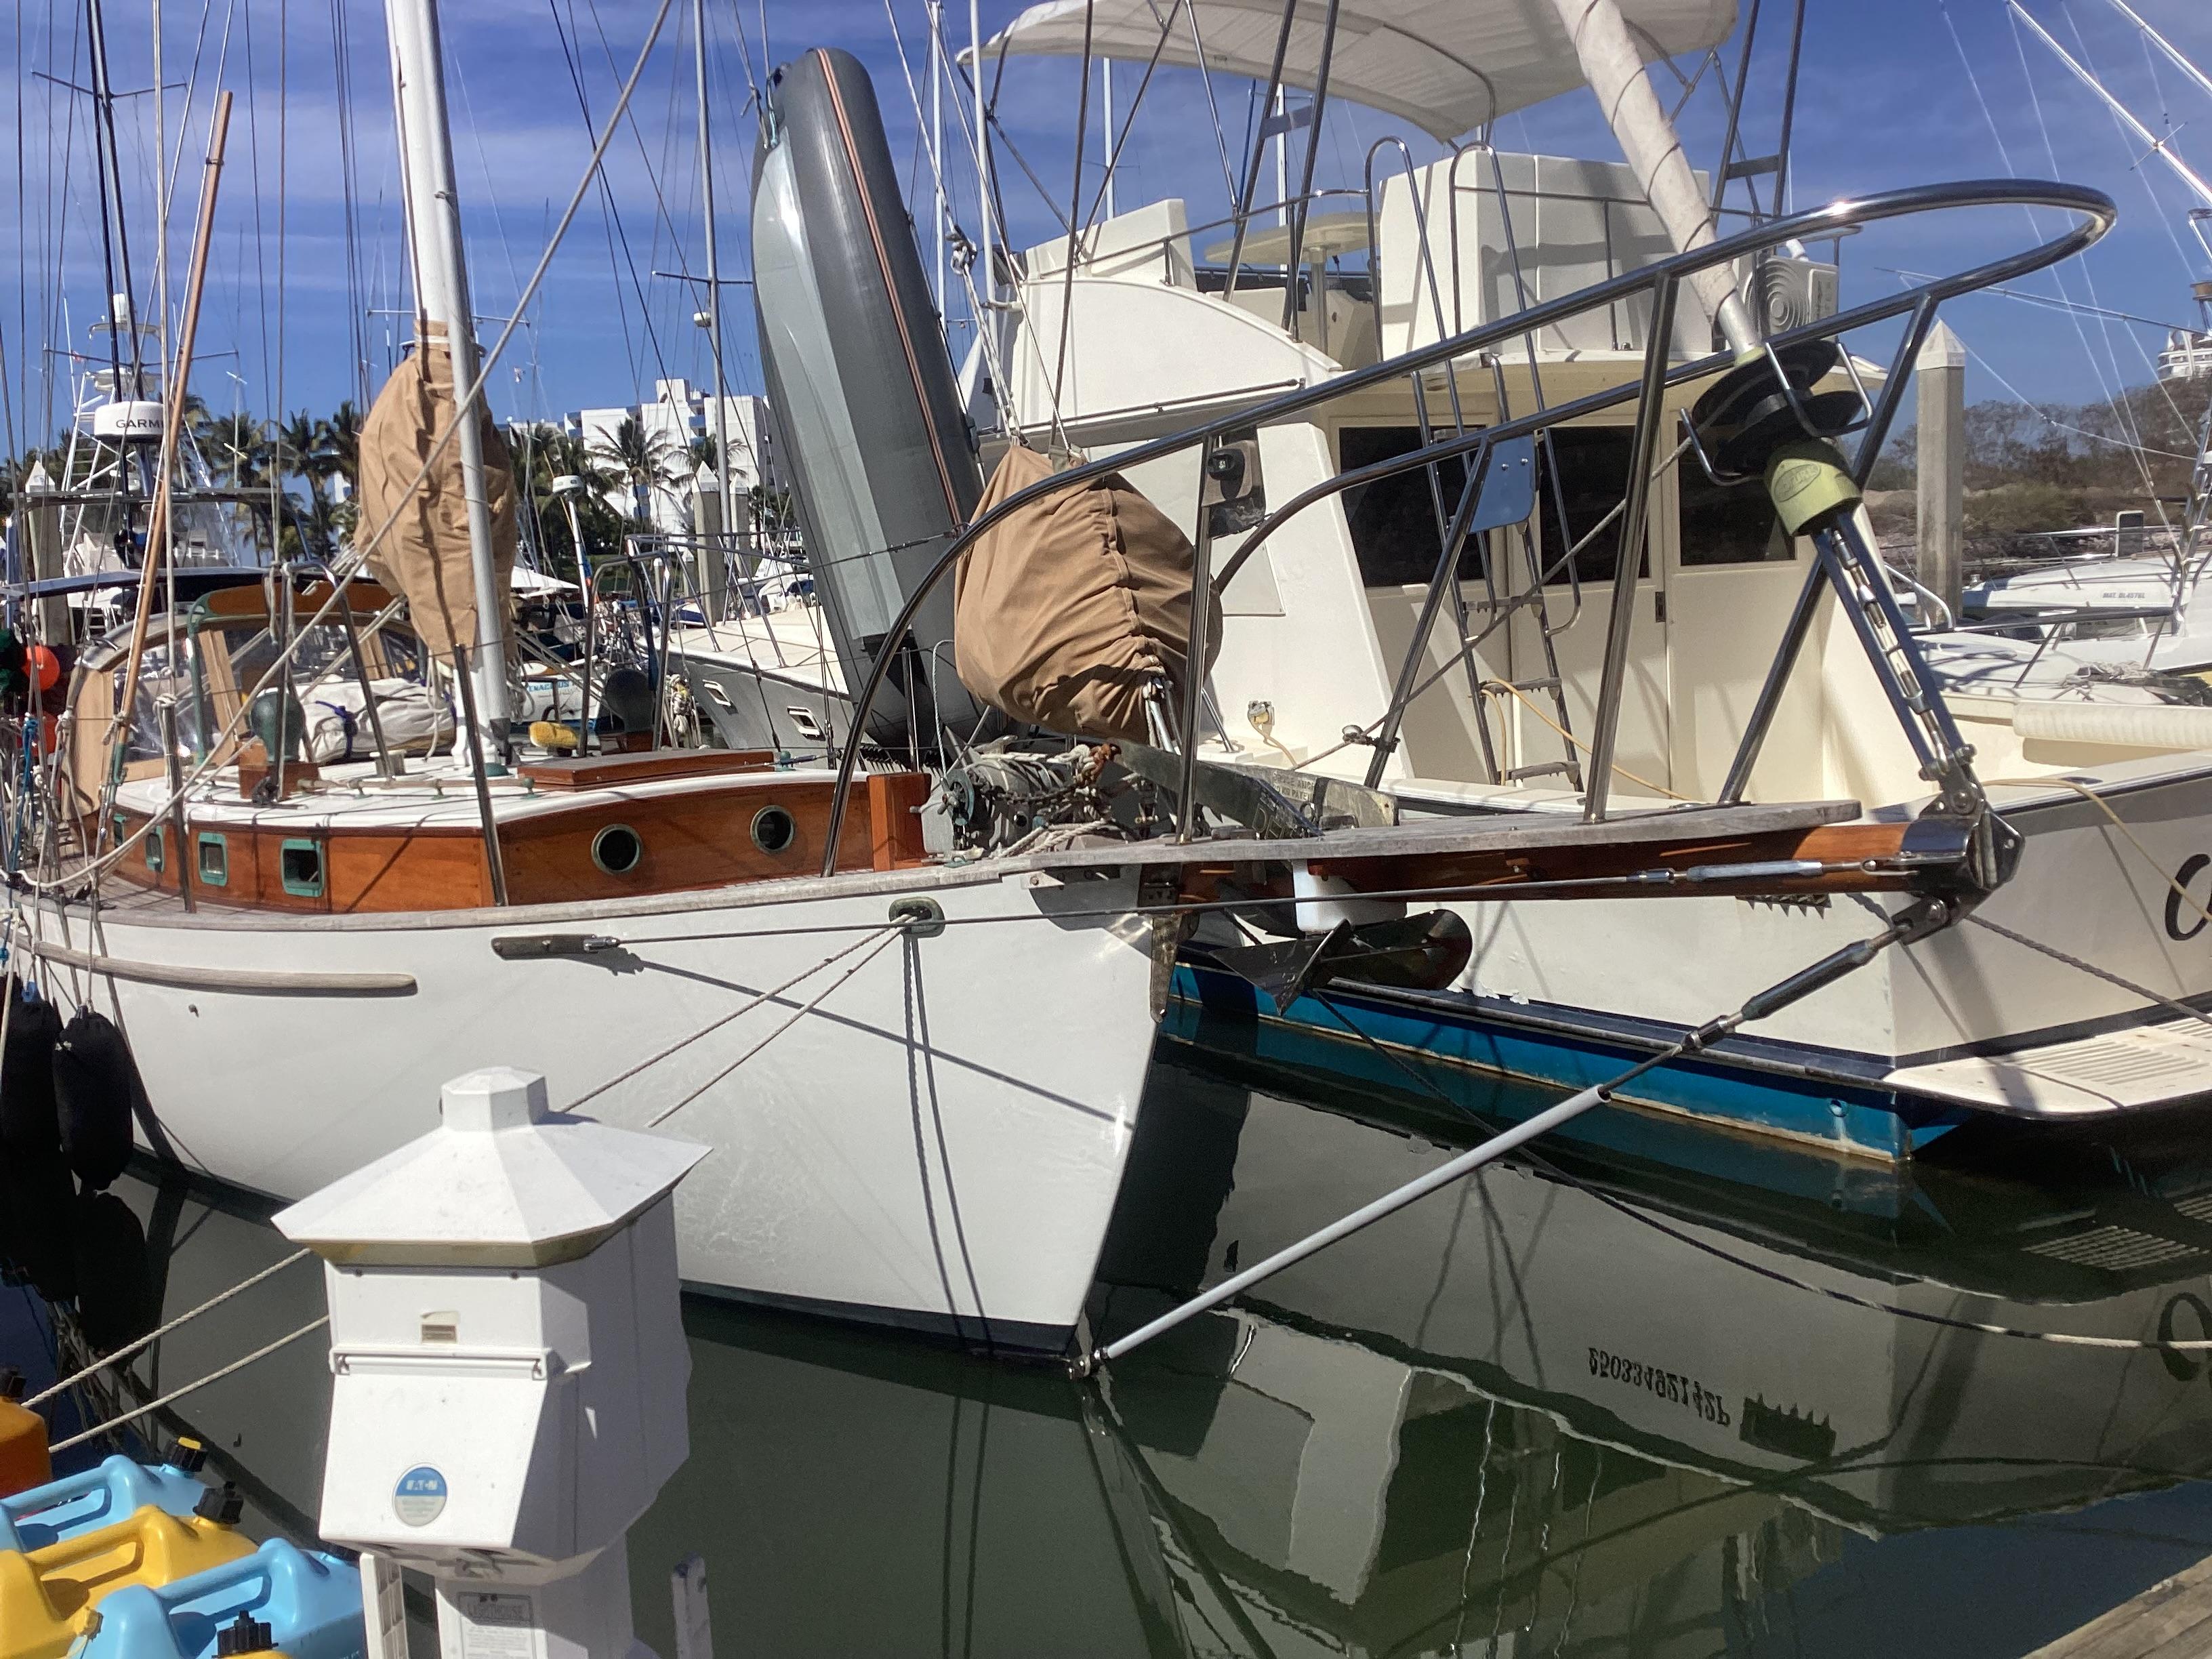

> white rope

[
  {"left": 645, "top": 927, "right": 904, "bottom": 1127},
  {"left": 569, "top": 924, "right": 900, "bottom": 1113},
  {"left": 25, "top": 1248, "right": 316, "bottom": 1409},
  {"left": 47, "top": 1317, "right": 330, "bottom": 1456}
]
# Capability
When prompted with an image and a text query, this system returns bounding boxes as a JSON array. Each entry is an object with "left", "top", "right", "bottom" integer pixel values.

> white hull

[
  {"left": 37, "top": 864, "right": 1157, "bottom": 1348},
  {"left": 1433, "top": 762, "right": 2212, "bottom": 1115}
]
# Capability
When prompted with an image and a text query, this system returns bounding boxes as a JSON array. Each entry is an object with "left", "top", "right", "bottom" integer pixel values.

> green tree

[{"left": 590, "top": 414, "right": 680, "bottom": 528}]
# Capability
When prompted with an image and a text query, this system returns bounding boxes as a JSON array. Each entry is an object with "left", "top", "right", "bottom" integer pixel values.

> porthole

[
  {"left": 750, "top": 804, "right": 796, "bottom": 855},
  {"left": 592, "top": 823, "right": 644, "bottom": 876},
  {"left": 146, "top": 826, "right": 165, "bottom": 874},
  {"left": 196, "top": 833, "right": 229, "bottom": 887},
  {"left": 280, "top": 838, "right": 325, "bottom": 898}
]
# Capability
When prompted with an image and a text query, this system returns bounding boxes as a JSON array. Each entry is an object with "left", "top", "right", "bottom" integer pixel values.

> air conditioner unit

[{"left": 1744, "top": 255, "right": 1841, "bottom": 335}]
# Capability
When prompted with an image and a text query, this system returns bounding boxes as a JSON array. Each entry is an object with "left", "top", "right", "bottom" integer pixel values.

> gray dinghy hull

[{"left": 750, "top": 47, "right": 990, "bottom": 752}]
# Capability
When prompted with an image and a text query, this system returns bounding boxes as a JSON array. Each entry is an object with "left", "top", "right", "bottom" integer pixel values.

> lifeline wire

[{"left": 49, "top": 1317, "right": 329, "bottom": 1456}]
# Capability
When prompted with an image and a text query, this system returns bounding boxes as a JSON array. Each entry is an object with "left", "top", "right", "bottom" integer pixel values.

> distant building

[
  {"left": 565, "top": 379, "right": 782, "bottom": 537},
  {"left": 2156, "top": 328, "right": 2212, "bottom": 384}
]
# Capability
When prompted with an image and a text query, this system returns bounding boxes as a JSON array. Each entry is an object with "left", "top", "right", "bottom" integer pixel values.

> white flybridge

[
  {"left": 960, "top": 0, "right": 2212, "bottom": 1156},
  {"left": 977, "top": 0, "right": 1738, "bottom": 142}
]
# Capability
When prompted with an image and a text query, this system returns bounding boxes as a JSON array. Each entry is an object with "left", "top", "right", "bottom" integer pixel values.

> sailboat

[{"left": 12, "top": 0, "right": 2066, "bottom": 1360}]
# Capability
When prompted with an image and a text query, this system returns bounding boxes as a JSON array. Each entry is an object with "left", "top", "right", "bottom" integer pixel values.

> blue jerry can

[
  {"left": 80, "top": 1539, "right": 365, "bottom": 1659},
  {"left": 0, "top": 1458, "right": 209, "bottom": 1553}
]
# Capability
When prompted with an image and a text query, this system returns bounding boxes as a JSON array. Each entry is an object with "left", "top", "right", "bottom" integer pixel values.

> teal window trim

[
  {"left": 196, "top": 832, "right": 230, "bottom": 888},
  {"left": 146, "top": 825, "right": 165, "bottom": 873},
  {"left": 279, "top": 838, "right": 325, "bottom": 899}
]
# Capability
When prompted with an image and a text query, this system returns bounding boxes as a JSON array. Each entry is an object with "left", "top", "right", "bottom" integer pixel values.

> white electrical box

[{"left": 276, "top": 1067, "right": 707, "bottom": 1659}]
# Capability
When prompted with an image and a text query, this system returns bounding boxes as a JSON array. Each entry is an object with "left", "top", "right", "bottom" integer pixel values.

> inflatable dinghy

[{"left": 750, "top": 47, "right": 990, "bottom": 751}]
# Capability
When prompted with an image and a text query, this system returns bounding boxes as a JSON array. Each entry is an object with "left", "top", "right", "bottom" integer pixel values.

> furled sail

[
  {"left": 954, "top": 443, "right": 1222, "bottom": 744},
  {"left": 354, "top": 326, "right": 517, "bottom": 661}
]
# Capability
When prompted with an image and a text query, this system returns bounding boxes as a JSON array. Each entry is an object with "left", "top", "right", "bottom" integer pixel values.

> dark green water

[{"left": 10, "top": 1023, "right": 2212, "bottom": 1658}]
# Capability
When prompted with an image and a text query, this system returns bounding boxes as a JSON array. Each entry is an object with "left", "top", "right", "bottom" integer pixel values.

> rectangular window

[
  {"left": 1533, "top": 427, "right": 1650, "bottom": 586},
  {"left": 146, "top": 825, "right": 165, "bottom": 874},
  {"left": 197, "top": 832, "right": 229, "bottom": 888},
  {"left": 1340, "top": 426, "right": 1486, "bottom": 589},
  {"left": 1678, "top": 455, "right": 1793, "bottom": 567}
]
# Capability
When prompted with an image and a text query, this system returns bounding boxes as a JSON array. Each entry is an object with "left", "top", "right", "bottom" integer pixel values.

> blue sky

[{"left": 5, "top": 0, "right": 2211, "bottom": 453}]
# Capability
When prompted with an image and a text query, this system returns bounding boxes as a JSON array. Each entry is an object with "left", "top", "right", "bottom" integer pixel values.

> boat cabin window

[
  {"left": 113, "top": 641, "right": 211, "bottom": 764},
  {"left": 1340, "top": 426, "right": 1486, "bottom": 588},
  {"left": 1534, "top": 428, "right": 1649, "bottom": 586},
  {"left": 1678, "top": 457, "right": 1793, "bottom": 567}
]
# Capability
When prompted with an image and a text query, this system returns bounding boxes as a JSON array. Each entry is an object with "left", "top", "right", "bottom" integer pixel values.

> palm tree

[
  {"left": 319, "top": 401, "right": 363, "bottom": 496},
  {"left": 203, "top": 412, "right": 272, "bottom": 487},
  {"left": 276, "top": 411, "right": 323, "bottom": 500},
  {"left": 510, "top": 422, "right": 621, "bottom": 581},
  {"left": 590, "top": 414, "right": 681, "bottom": 528}
]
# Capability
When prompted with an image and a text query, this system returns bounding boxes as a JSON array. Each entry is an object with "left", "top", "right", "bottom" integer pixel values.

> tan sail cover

[
  {"left": 954, "top": 443, "right": 1221, "bottom": 743},
  {"left": 354, "top": 327, "right": 517, "bottom": 661}
]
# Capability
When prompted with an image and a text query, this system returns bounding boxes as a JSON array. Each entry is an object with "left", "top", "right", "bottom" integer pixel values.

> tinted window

[
  {"left": 1679, "top": 459, "right": 1793, "bottom": 566},
  {"left": 1340, "top": 426, "right": 1486, "bottom": 588},
  {"left": 1534, "top": 427, "right": 1647, "bottom": 586}
]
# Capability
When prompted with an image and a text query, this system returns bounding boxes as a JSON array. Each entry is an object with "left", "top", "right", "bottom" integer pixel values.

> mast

[
  {"left": 971, "top": 0, "right": 991, "bottom": 315},
  {"left": 695, "top": 0, "right": 733, "bottom": 615},
  {"left": 1547, "top": 0, "right": 1755, "bottom": 351},
  {"left": 384, "top": 0, "right": 514, "bottom": 747},
  {"left": 930, "top": 0, "right": 947, "bottom": 310}
]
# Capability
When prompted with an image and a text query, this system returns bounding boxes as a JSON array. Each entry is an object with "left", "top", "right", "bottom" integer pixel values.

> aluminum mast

[{"left": 384, "top": 0, "right": 514, "bottom": 751}]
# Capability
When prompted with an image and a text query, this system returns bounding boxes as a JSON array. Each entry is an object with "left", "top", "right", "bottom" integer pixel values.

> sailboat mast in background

[{"left": 383, "top": 0, "right": 514, "bottom": 751}]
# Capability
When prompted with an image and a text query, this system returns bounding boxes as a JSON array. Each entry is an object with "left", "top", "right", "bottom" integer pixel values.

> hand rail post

[{"left": 1581, "top": 274, "right": 1678, "bottom": 823}]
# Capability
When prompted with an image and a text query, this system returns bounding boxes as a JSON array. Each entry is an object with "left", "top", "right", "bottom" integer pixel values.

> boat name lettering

[
  {"left": 2167, "top": 855, "right": 2212, "bottom": 943},
  {"left": 1588, "top": 1347, "right": 1730, "bottom": 1425}
]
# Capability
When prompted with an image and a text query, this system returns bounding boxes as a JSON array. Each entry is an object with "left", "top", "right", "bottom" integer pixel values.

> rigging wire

[{"left": 2058, "top": 3, "right": 2200, "bottom": 445}]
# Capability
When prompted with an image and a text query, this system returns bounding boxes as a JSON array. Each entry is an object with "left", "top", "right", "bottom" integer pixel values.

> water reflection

[{"left": 7, "top": 1027, "right": 2212, "bottom": 1657}]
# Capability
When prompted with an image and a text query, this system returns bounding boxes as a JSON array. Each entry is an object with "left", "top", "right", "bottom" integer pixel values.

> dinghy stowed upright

[{"left": 750, "top": 47, "right": 991, "bottom": 752}]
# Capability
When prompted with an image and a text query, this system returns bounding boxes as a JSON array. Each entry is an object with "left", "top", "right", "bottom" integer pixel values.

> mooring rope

[
  {"left": 567, "top": 924, "right": 901, "bottom": 1115},
  {"left": 25, "top": 1248, "right": 316, "bottom": 1410},
  {"left": 48, "top": 1317, "right": 329, "bottom": 1456},
  {"left": 644, "top": 928, "right": 905, "bottom": 1128}
]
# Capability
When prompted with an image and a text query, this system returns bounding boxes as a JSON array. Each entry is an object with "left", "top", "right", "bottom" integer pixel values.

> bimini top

[{"left": 972, "top": 0, "right": 1738, "bottom": 142}]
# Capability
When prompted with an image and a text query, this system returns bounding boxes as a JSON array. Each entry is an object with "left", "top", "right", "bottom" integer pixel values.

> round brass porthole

[
  {"left": 592, "top": 823, "right": 644, "bottom": 876},
  {"left": 750, "top": 804, "right": 797, "bottom": 855}
]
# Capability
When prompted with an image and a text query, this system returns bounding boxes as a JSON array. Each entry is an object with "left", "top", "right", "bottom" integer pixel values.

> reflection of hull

[
  {"left": 1097, "top": 1048, "right": 2212, "bottom": 1538},
  {"left": 1158, "top": 1010, "right": 2212, "bottom": 1306},
  {"left": 100, "top": 1172, "right": 333, "bottom": 1540},
  {"left": 626, "top": 1305, "right": 1180, "bottom": 1656},
  {"left": 44, "top": 864, "right": 1155, "bottom": 1351},
  {"left": 1183, "top": 767, "right": 2212, "bottom": 1160}
]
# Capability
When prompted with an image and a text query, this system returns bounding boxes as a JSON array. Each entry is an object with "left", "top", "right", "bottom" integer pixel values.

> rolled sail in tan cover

[
  {"left": 354, "top": 325, "right": 518, "bottom": 660},
  {"left": 954, "top": 443, "right": 1223, "bottom": 743}
]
